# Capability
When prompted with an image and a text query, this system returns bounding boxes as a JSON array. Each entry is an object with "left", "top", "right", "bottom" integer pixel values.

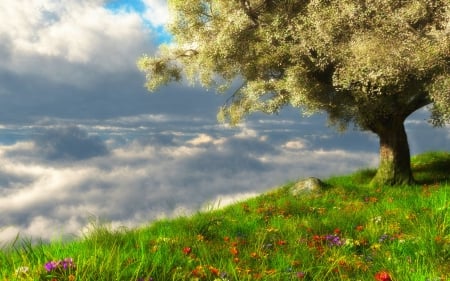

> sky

[{"left": 0, "top": 0, "right": 449, "bottom": 244}]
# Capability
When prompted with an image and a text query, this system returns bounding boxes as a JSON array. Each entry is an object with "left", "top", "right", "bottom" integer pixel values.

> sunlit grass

[{"left": 1, "top": 151, "right": 449, "bottom": 280}]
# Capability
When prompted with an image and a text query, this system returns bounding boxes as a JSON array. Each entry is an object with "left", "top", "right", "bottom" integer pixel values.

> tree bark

[{"left": 370, "top": 116, "right": 415, "bottom": 186}]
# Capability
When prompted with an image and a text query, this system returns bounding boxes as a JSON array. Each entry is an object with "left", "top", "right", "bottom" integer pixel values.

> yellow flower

[{"left": 370, "top": 243, "right": 381, "bottom": 250}]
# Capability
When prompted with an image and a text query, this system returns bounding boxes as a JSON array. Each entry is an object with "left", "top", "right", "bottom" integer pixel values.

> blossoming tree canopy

[{"left": 137, "top": 0, "right": 450, "bottom": 186}]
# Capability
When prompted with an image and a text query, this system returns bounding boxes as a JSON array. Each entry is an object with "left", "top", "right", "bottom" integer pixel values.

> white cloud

[
  {"left": 142, "top": 0, "right": 170, "bottom": 27},
  {"left": 23, "top": 216, "right": 68, "bottom": 241},
  {"left": 0, "top": 0, "right": 152, "bottom": 78},
  {"left": 112, "top": 114, "right": 172, "bottom": 124},
  {"left": 1, "top": 111, "right": 447, "bottom": 244},
  {"left": 202, "top": 192, "right": 259, "bottom": 211},
  {"left": 234, "top": 126, "right": 261, "bottom": 139},
  {"left": 0, "top": 123, "right": 380, "bottom": 243},
  {"left": 0, "top": 142, "right": 36, "bottom": 157},
  {"left": 0, "top": 164, "right": 87, "bottom": 211},
  {"left": 187, "top": 133, "right": 214, "bottom": 146},
  {"left": 0, "top": 226, "right": 22, "bottom": 245},
  {"left": 282, "top": 139, "right": 308, "bottom": 150}
]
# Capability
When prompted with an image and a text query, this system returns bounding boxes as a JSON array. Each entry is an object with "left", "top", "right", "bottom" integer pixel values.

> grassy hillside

[{"left": 1, "top": 151, "right": 450, "bottom": 281}]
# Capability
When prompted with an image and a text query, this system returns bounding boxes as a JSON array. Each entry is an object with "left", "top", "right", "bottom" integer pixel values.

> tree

[{"left": 138, "top": 0, "right": 450, "bottom": 186}]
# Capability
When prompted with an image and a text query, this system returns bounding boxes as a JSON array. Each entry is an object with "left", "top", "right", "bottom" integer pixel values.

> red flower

[
  {"left": 250, "top": 252, "right": 258, "bottom": 258},
  {"left": 312, "top": 235, "right": 322, "bottom": 241},
  {"left": 182, "top": 247, "right": 192, "bottom": 255},
  {"left": 277, "top": 240, "right": 287, "bottom": 246},
  {"left": 209, "top": 266, "right": 220, "bottom": 276},
  {"left": 230, "top": 247, "right": 239, "bottom": 256},
  {"left": 191, "top": 266, "right": 205, "bottom": 278},
  {"left": 375, "top": 271, "right": 392, "bottom": 281}
]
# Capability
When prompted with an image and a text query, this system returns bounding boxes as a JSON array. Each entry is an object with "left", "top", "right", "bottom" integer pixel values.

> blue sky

[
  {"left": 105, "top": 0, "right": 173, "bottom": 43},
  {"left": 0, "top": 0, "right": 448, "bottom": 243},
  {"left": 106, "top": 0, "right": 146, "bottom": 12}
]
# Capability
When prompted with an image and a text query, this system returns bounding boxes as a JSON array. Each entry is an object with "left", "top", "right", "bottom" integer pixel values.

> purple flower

[
  {"left": 325, "top": 234, "right": 344, "bottom": 246},
  {"left": 44, "top": 261, "right": 58, "bottom": 272},
  {"left": 62, "top": 258, "right": 74, "bottom": 269},
  {"left": 44, "top": 257, "right": 75, "bottom": 272},
  {"left": 379, "top": 234, "right": 390, "bottom": 243}
]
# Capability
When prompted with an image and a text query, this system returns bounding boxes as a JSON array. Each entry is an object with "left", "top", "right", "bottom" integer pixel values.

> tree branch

[
  {"left": 175, "top": 49, "right": 199, "bottom": 58},
  {"left": 403, "top": 92, "right": 432, "bottom": 118},
  {"left": 239, "top": 0, "right": 259, "bottom": 26}
]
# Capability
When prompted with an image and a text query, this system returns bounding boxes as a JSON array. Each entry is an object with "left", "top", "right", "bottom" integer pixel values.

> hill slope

[{"left": 1, "top": 151, "right": 450, "bottom": 280}]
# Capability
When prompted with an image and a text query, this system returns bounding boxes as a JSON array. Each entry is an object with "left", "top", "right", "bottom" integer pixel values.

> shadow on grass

[
  {"left": 329, "top": 151, "right": 450, "bottom": 188},
  {"left": 412, "top": 151, "right": 450, "bottom": 185},
  {"left": 351, "top": 169, "right": 377, "bottom": 185}
]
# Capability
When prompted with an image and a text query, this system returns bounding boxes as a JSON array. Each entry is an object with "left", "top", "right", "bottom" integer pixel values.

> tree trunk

[{"left": 370, "top": 117, "right": 415, "bottom": 186}]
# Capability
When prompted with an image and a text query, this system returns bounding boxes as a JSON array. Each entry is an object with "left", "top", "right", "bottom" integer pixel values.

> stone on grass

[{"left": 290, "top": 177, "right": 326, "bottom": 196}]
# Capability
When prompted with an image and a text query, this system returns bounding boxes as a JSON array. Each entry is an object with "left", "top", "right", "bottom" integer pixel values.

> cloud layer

[
  {"left": 1, "top": 110, "right": 448, "bottom": 243},
  {"left": 0, "top": 116, "right": 381, "bottom": 243}
]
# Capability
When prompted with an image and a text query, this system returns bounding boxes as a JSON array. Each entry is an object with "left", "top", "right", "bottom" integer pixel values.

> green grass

[{"left": 1, "top": 151, "right": 450, "bottom": 281}]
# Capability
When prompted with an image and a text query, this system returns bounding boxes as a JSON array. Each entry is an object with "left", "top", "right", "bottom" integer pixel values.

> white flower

[
  {"left": 371, "top": 216, "right": 382, "bottom": 223},
  {"left": 15, "top": 266, "right": 29, "bottom": 276}
]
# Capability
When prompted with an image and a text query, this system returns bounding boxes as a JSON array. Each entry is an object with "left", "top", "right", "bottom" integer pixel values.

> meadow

[{"left": 1, "top": 151, "right": 449, "bottom": 281}]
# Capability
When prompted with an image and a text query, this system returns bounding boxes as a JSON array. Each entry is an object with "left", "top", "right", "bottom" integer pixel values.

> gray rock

[{"left": 290, "top": 177, "right": 326, "bottom": 196}]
